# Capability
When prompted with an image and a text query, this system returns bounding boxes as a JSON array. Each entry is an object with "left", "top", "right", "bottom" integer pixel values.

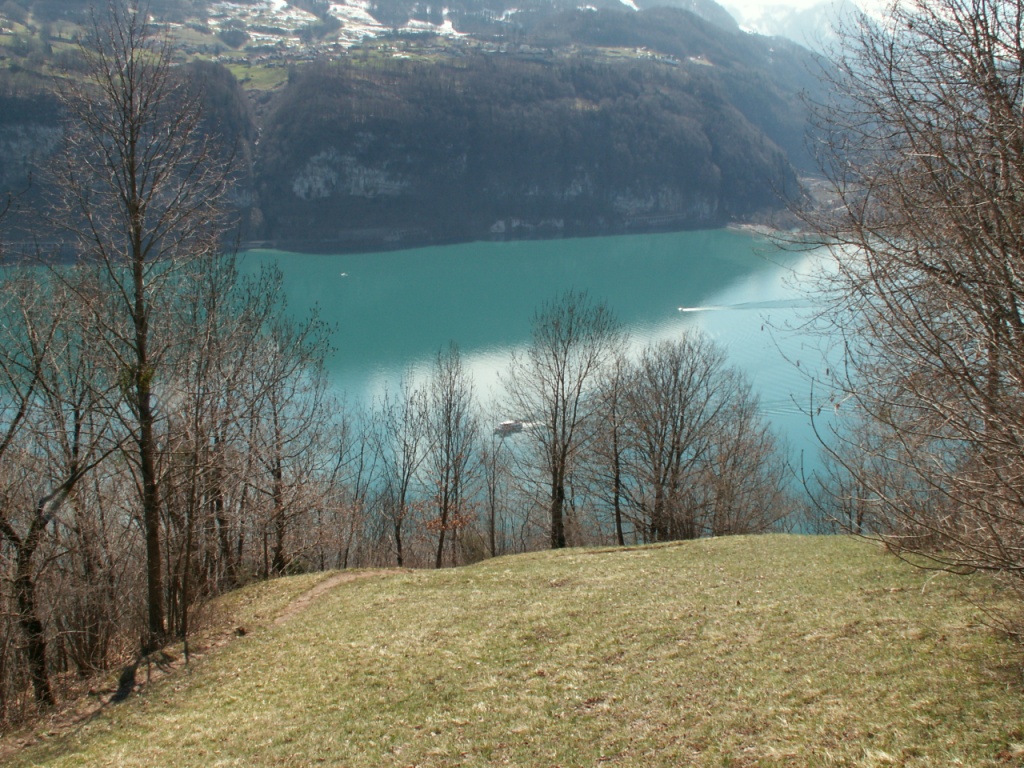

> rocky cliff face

[
  {"left": 0, "top": 4, "right": 821, "bottom": 252},
  {"left": 250, "top": 29, "right": 811, "bottom": 251},
  {"left": 291, "top": 149, "right": 412, "bottom": 201}
]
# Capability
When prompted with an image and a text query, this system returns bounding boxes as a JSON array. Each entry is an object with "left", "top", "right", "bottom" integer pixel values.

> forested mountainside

[
  {"left": 0, "top": 1, "right": 823, "bottom": 250},
  {"left": 256, "top": 54, "right": 802, "bottom": 248}
]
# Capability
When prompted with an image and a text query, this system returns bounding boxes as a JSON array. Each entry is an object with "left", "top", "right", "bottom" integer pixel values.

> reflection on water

[{"left": 242, "top": 229, "right": 825, "bottom": 469}]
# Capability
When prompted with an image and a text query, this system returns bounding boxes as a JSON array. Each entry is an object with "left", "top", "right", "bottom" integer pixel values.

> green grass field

[{"left": 8, "top": 535, "right": 1024, "bottom": 767}]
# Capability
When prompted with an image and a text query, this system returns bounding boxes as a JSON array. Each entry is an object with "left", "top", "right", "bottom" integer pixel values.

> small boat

[{"left": 494, "top": 419, "right": 525, "bottom": 436}]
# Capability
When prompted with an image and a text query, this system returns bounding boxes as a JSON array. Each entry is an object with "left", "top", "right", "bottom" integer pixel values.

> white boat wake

[{"left": 678, "top": 297, "right": 813, "bottom": 313}]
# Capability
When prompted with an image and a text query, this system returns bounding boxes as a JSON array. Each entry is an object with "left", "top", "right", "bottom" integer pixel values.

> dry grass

[{"left": 8, "top": 535, "right": 1024, "bottom": 767}]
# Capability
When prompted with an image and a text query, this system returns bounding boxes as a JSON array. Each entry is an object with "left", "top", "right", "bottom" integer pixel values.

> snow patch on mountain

[
  {"left": 404, "top": 11, "right": 466, "bottom": 37},
  {"left": 328, "top": 2, "right": 386, "bottom": 42},
  {"left": 210, "top": 0, "right": 317, "bottom": 31},
  {"left": 210, "top": 0, "right": 470, "bottom": 48},
  {"left": 723, "top": 0, "right": 860, "bottom": 52}
]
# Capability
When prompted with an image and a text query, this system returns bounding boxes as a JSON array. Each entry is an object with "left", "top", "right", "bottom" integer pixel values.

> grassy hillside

[{"left": 8, "top": 535, "right": 1024, "bottom": 767}]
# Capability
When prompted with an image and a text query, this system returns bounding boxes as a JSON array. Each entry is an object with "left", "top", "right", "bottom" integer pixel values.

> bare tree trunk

[
  {"left": 138, "top": 383, "right": 165, "bottom": 651},
  {"left": 271, "top": 457, "right": 286, "bottom": 575},
  {"left": 550, "top": 470, "right": 566, "bottom": 549},
  {"left": 435, "top": 501, "right": 448, "bottom": 568},
  {"left": 9, "top": 517, "right": 54, "bottom": 707},
  {"left": 394, "top": 510, "right": 404, "bottom": 568},
  {"left": 611, "top": 434, "right": 624, "bottom": 546},
  {"left": 212, "top": 456, "right": 237, "bottom": 586}
]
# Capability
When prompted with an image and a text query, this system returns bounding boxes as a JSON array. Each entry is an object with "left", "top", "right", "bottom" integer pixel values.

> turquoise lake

[{"left": 241, "top": 229, "right": 825, "bottom": 473}]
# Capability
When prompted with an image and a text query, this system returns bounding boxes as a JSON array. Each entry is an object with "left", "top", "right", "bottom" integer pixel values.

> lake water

[{"left": 241, "top": 229, "right": 825, "bottom": 474}]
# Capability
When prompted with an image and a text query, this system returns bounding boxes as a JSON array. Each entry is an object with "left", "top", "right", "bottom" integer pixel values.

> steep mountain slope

[
  {"left": 0, "top": 1, "right": 826, "bottom": 251},
  {"left": 248, "top": 7, "right": 821, "bottom": 248},
  {"left": 253, "top": 47, "right": 804, "bottom": 248}
]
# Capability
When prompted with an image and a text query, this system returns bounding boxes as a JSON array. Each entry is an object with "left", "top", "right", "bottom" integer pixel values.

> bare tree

[
  {"left": 330, "top": 406, "right": 379, "bottom": 569},
  {"left": 618, "top": 335, "right": 733, "bottom": 541},
  {"left": 805, "top": 0, "right": 1024, "bottom": 579},
  {"left": 371, "top": 377, "right": 429, "bottom": 567},
  {"left": 158, "top": 259, "right": 315, "bottom": 640},
  {"left": 584, "top": 333, "right": 791, "bottom": 543},
  {"left": 0, "top": 269, "right": 121, "bottom": 707},
  {"left": 504, "top": 290, "right": 621, "bottom": 549},
  {"left": 479, "top": 425, "right": 514, "bottom": 558},
  {"left": 587, "top": 352, "right": 632, "bottom": 545},
  {"left": 49, "top": 1, "right": 233, "bottom": 651},
  {"left": 422, "top": 344, "right": 479, "bottom": 568},
  {"left": 700, "top": 377, "right": 791, "bottom": 536},
  {"left": 234, "top": 305, "right": 333, "bottom": 577}
]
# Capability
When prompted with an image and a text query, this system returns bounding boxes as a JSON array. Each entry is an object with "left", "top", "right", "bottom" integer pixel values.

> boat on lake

[{"left": 495, "top": 419, "right": 525, "bottom": 436}]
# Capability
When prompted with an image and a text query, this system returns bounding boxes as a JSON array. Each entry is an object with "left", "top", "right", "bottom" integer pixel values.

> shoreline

[
  {"left": 238, "top": 219, "right": 789, "bottom": 257},
  {"left": 1, "top": 220, "right": 791, "bottom": 264}
]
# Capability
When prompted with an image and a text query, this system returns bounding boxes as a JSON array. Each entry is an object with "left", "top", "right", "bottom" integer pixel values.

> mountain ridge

[{"left": 0, "top": 0, "right": 824, "bottom": 251}]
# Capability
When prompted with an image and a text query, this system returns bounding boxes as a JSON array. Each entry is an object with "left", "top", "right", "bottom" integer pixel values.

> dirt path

[
  {"left": 0, "top": 569, "right": 409, "bottom": 760},
  {"left": 273, "top": 569, "right": 409, "bottom": 625}
]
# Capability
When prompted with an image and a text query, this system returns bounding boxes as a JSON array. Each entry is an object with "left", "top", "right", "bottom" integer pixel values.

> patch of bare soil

[
  {"left": 273, "top": 569, "right": 408, "bottom": 625},
  {"left": 0, "top": 569, "right": 408, "bottom": 762}
]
